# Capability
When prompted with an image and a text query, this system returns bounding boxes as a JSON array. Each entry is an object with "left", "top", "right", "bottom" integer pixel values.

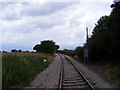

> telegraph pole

[
  {"left": 86, "top": 27, "right": 89, "bottom": 43},
  {"left": 84, "top": 27, "right": 89, "bottom": 63}
]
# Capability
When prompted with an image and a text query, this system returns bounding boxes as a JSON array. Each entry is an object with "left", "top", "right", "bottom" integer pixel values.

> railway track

[{"left": 58, "top": 54, "right": 94, "bottom": 90}]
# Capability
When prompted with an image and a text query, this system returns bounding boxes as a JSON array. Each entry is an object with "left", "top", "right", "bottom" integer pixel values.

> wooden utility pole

[
  {"left": 84, "top": 27, "right": 89, "bottom": 63},
  {"left": 86, "top": 27, "right": 89, "bottom": 43}
]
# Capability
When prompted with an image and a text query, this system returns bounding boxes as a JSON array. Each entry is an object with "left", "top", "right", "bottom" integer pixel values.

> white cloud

[
  {"left": 1, "top": 1, "right": 112, "bottom": 51},
  {"left": 1, "top": 0, "right": 113, "bottom": 3}
]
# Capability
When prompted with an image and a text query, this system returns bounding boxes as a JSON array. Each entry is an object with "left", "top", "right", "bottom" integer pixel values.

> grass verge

[
  {"left": 66, "top": 55, "right": 120, "bottom": 88},
  {"left": 2, "top": 52, "right": 54, "bottom": 89},
  {"left": 85, "top": 63, "right": 120, "bottom": 88}
]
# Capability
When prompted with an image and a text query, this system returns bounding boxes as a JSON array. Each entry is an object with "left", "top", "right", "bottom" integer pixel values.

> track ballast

[{"left": 58, "top": 54, "right": 94, "bottom": 90}]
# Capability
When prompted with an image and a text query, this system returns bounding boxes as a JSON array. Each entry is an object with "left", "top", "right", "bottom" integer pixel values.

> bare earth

[{"left": 26, "top": 54, "right": 113, "bottom": 88}]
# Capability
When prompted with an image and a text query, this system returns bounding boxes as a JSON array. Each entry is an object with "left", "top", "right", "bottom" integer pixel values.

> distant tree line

[
  {"left": 11, "top": 49, "right": 22, "bottom": 52},
  {"left": 33, "top": 40, "right": 60, "bottom": 53},
  {"left": 56, "top": 49, "right": 75, "bottom": 57},
  {"left": 11, "top": 49, "right": 31, "bottom": 52}
]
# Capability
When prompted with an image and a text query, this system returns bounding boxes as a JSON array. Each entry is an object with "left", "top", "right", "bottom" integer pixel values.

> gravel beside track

[
  {"left": 27, "top": 54, "right": 61, "bottom": 88},
  {"left": 27, "top": 54, "right": 113, "bottom": 88}
]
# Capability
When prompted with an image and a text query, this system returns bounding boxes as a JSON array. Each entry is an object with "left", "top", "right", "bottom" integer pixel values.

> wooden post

[{"left": 84, "top": 27, "right": 89, "bottom": 63}]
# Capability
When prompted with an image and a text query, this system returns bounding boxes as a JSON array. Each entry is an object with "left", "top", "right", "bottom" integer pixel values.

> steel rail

[
  {"left": 58, "top": 54, "right": 64, "bottom": 90},
  {"left": 64, "top": 55, "right": 94, "bottom": 89}
]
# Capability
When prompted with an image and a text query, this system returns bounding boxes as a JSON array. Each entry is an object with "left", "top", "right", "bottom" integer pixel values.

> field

[{"left": 2, "top": 52, "right": 54, "bottom": 89}]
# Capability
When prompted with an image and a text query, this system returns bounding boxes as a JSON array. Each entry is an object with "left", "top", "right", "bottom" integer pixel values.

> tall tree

[
  {"left": 33, "top": 40, "right": 60, "bottom": 53},
  {"left": 109, "top": 1, "right": 120, "bottom": 64},
  {"left": 33, "top": 44, "right": 41, "bottom": 52},
  {"left": 85, "top": 1, "right": 120, "bottom": 64}
]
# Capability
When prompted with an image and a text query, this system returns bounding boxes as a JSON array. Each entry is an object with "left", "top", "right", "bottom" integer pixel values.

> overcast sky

[{"left": 1, "top": 0, "right": 113, "bottom": 51}]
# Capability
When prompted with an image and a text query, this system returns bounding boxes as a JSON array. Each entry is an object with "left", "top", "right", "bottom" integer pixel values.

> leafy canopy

[{"left": 33, "top": 40, "right": 60, "bottom": 53}]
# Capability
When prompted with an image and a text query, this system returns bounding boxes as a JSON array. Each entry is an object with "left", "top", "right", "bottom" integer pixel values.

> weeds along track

[{"left": 58, "top": 54, "right": 94, "bottom": 90}]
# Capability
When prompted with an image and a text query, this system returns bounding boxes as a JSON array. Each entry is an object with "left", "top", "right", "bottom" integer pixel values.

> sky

[{"left": 1, "top": 0, "right": 113, "bottom": 51}]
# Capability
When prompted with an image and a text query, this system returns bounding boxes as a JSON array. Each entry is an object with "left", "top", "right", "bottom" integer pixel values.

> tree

[
  {"left": 88, "top": 16, "right": 111, "bottom": 63},
  {"left": 84, "top": 1, "right": 120, "bottom": 64},
  {"left": 55, "top": 45, "right": 60, "bottom": 50},
  {"left": 33, "top": 40, "right": 60, "bottom": 53},
  {"left": 33, "top": 44, "right": 41, "bottom": 52},
  {"left": 11, "top": 49, "right": 17, "bottom": 52},
  {"left": 18, "top": 50, "right": 22, "bottom": 52},
  {"left": 109, "top": 1, "right": 120, "bottom": 64},
  {"left": 75, "top": 46, "right": 84, "bottom": 59}
]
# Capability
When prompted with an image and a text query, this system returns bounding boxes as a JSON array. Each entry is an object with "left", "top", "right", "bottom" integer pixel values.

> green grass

[
  {"left": 2, "top": 53, "right": 52, "bottom": 89},
  {"left": 99, "top": 64, "right": 120, "bottom": 88}
]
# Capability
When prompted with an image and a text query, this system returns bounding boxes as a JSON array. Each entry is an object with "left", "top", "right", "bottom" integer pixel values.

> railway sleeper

[
  {"left": 64, "top": 75, "right": 80, "bottom": 78},
  {"left": 63, "top": 78, "right": 83, "bottom": 81},
  {"left": 62, "top": 82, "right": 88, "bottom": 86},
  {"left": 62, "top": 84, "right": 90, "bottom": 88}
]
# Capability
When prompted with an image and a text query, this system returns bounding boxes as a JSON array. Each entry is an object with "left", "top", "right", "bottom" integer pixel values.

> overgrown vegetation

[
  {"left": 2, "top": 52, "right": 53, "bottom": 89},
  {"left": 86, "top": 1, "right": 120, "bottom": 65},
  {"left": 85, "top": 64, "right": 120, "bottom": 88}
]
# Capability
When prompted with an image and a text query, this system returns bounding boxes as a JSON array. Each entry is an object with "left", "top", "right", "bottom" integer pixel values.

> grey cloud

[
  {"left": 4, "top": 12, "right": 20, "bottom": 21},
  {"left": 1, "top": 2, "right": 77, "bottom": 21},
  {"left": 33, "top": 20, "right": 65, "bottom": 29},
  {"left": 1, "top": 2, "right": 24, "bottom": 21},
  {"left": 1, "top": 2, "right": 28, "bottom": 9},
  {"left": 69, "top": 12, "right": 85, "bottom": 26},
  {"left": 22, "top": 2, "right": 77, "bottom": 16},
  {"left": 35, "top": 24, "right": 52, "bottom": 29},
  {"left": 69, "top": 19, "right": 81, "bottom": 26},
  {"left": 34, "top": 23, "right": 58, "bottom": 29}
]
